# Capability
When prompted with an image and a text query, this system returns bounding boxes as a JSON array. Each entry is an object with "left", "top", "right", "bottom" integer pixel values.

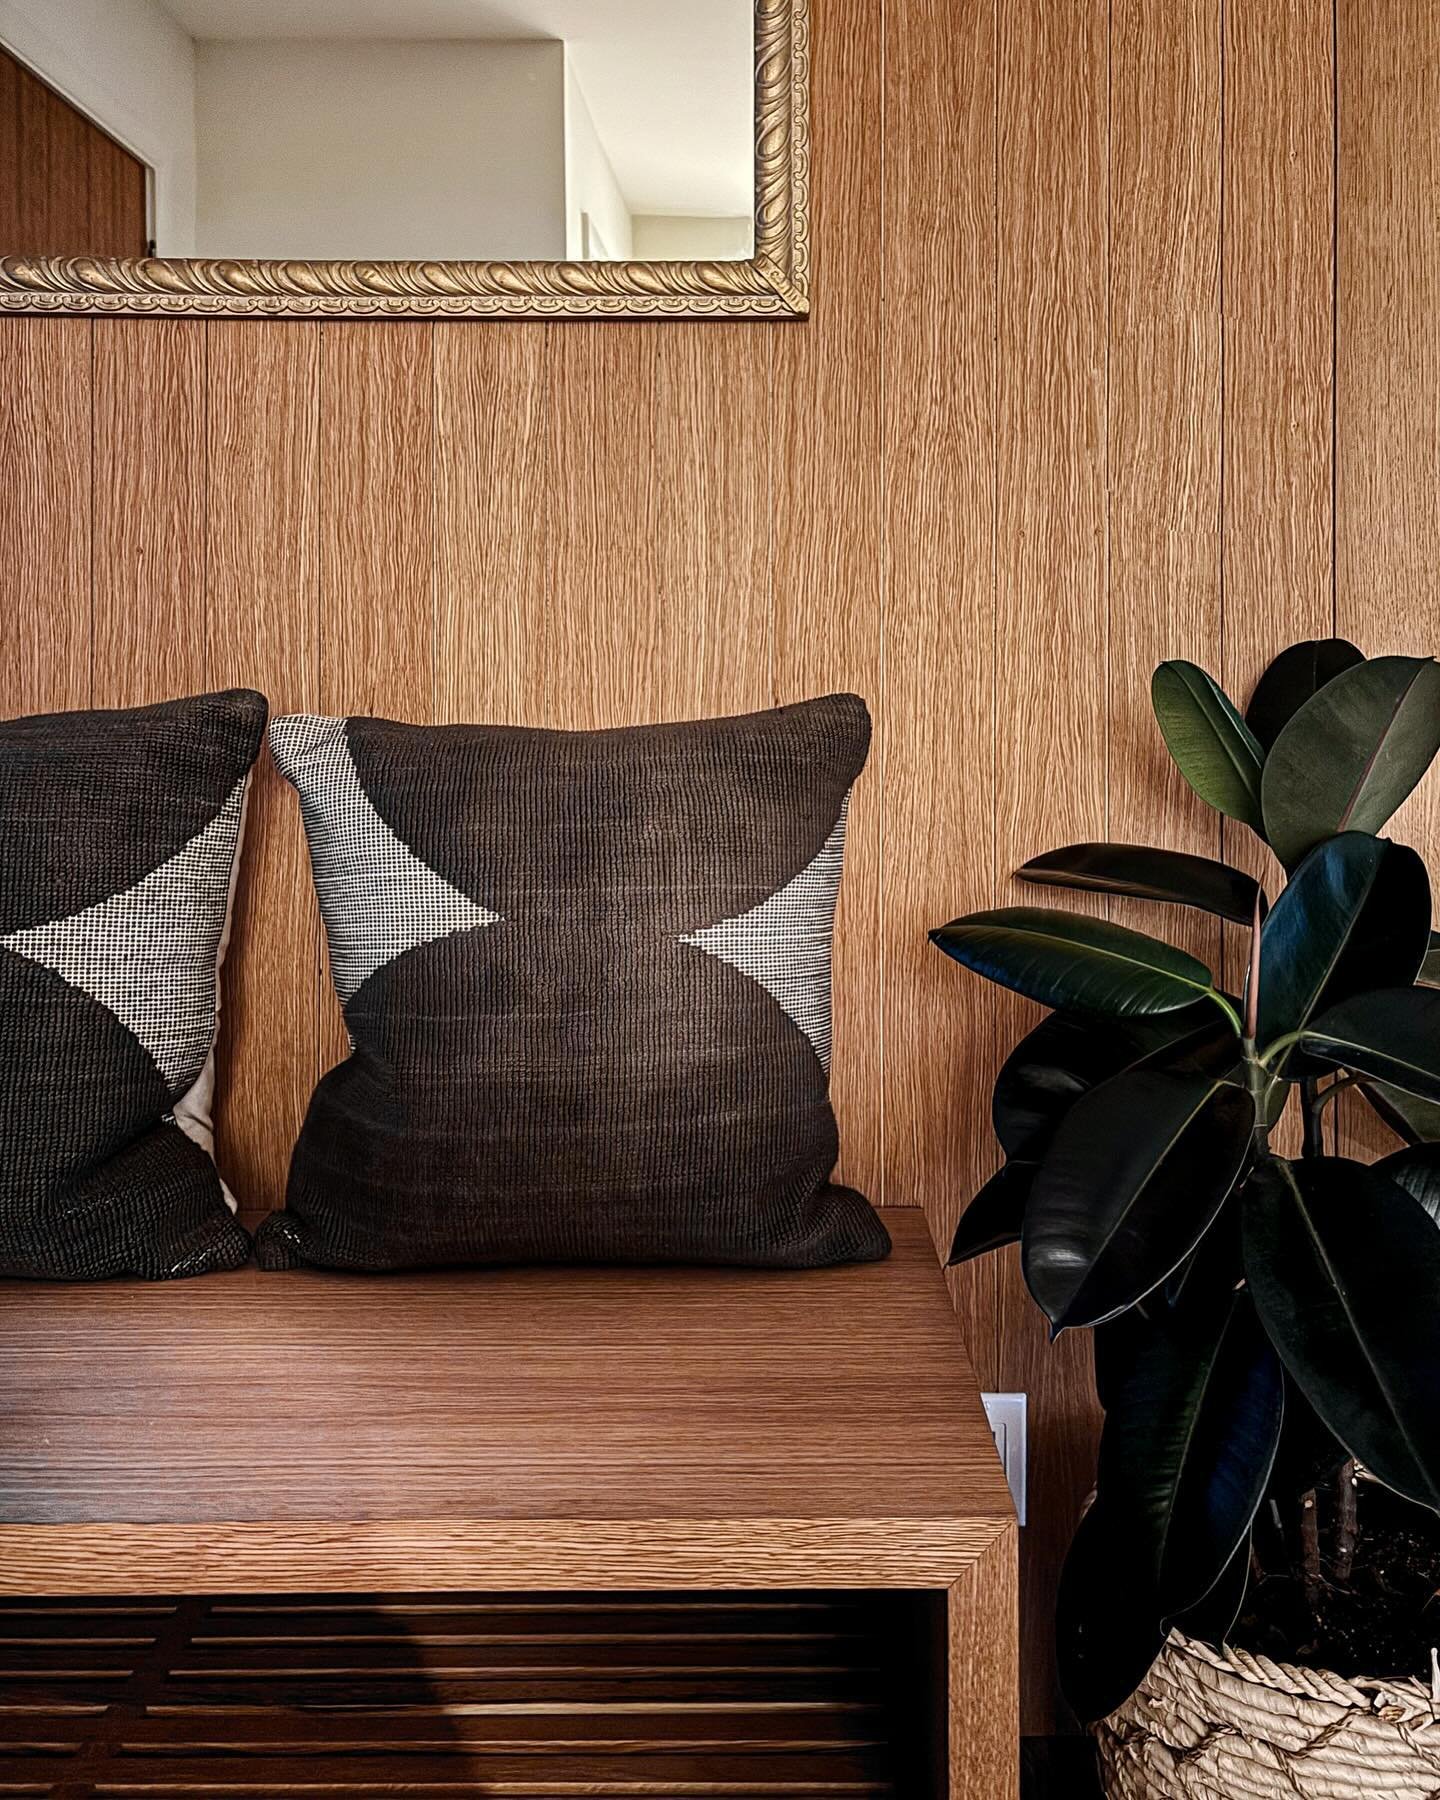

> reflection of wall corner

[{"left": 981, "top": 1392, "right": 1028, "bottom": 1526}]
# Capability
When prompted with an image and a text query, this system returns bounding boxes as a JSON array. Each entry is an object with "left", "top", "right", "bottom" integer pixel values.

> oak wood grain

[
  {"left": 1108, "top": 0, "right": 1223, "bottom": 969},
  {"left": 0, "top": 316, "right": 90, "bottom": 720},
  {"left": 205, "top": 322, "right": 322, "bottom": 1212},
  {"left": 950, "top": 1524, "right": 1020, "bottom": 1800},
  {"left": 434, "top": 323, "right": 551, "bottom": 725},
  {"left": 993, "top": 0, "right": 1109, "bottom": 1733},
  {"left": 772, "top": 0, "right": 884, "bottom": 1204},
  {"left": 881, "top": 0, "right": 1000, "bottom": 1380},
  {"left": 92, "top": 320, "right": 207, "bottom": 707},
  {"left": 0, "top": 1213, "right": 1010, "bottom": 1537}
]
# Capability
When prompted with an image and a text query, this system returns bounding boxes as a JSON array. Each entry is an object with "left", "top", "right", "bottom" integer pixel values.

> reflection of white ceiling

[{"left": 152, "top": 0, "right": 753, "bottom": 214}]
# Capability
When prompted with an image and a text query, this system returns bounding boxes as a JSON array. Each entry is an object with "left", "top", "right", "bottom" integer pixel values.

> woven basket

[{"left": 1096, "top": 1631, "right": 1440, "bottom": 1798}]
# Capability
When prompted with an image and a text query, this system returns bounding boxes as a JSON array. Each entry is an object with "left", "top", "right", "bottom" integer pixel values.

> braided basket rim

[{"left": 1162, "top": 1629, "right": 1440, "bottom": 1719}]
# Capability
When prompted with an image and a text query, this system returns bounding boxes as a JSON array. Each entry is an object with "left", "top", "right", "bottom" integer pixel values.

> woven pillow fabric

[
  {"left": 0, "top": 689, "right": 266, "bottom": 1280},
  {"left": 257, "top": 694, "right": 889, "bottom": 1272}
]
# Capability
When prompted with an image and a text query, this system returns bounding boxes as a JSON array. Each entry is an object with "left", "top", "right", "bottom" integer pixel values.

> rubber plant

[{"left": 930, "top": 641, "right": 1440, "bottom": 1723}]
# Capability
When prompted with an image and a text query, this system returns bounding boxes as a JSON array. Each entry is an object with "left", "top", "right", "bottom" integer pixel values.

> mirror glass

[{"left": 1, "top": 0, "right": 755, "bottom": 264}]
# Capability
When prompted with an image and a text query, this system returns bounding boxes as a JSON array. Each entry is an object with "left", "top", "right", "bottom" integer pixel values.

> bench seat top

[{"left": 0, "top": 1210, "right": 1013, "bottom": 1597}]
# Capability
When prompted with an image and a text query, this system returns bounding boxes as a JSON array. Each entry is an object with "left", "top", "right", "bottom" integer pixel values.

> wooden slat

[
  {"left": 1335, "top": 0, "right": 1440, "bottom": 1159},
  {"left": 1108, "top": 0, "right": 1223, "bottom": 963},
  {"left": 771, "top": 0, "right": 884, "bottom": 1202},
  {"left": 0, "top": 317, "right": 90, "bottom": 720},
  {"left": 86, "top": 130, "right": 146, "bottom": 259},
  {"left": 13, "top": 63, "right": 88, "bottom": 258},
  {"left": 881, "top": 0, "right": 999, "bottom": 1366},
  {"left": 316, "top": 321, "right": 436, "bottom": 1070},
  {"left": 205, "top": 323, "right": 322, "bottom": 1213},
  {"left": 1219, "top": 0, "right": 1334, "bottom": 1155},
  {"left": 92, "top": 321, "right": 207, "bottom": 707},
  {"left": 992, "top": 0, "right": 1109, "bottom": 1735},
  {"left": 0, "top": 1591, "right": 930, "bottom": 1800},
  {"left": 434, "top": 325, "right": 550, "bottom": 726}
]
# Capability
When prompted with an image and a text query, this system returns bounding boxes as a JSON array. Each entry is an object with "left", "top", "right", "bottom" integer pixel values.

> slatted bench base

[{"left": 0, "top": 1589, "right": 945, "bottom": 1800}]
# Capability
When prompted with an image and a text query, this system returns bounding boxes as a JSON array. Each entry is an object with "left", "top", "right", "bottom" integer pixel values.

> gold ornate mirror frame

[{"left": 0, "top": 0, "right": 807, "bottom": 322}]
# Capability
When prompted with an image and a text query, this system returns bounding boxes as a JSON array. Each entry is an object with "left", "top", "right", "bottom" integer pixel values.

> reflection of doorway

[{"left": 1, "top": 46, "right": 149, "bottom": 257}]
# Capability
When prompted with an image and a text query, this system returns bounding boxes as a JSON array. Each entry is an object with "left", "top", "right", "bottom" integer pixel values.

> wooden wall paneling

[
  {"left": 1220, "top": 1, "right": 1334, "bottom": 1152},
  {"left": 771, "top": 0, "right": 884, "bottom": 1202},
  {"left": 205, "top": 323, "right": 322, "bottom": 1214},
  {"left": 0, "top": 318, "right": 91, "bottom": 720},
  {"left": 92, "top": 321, "right": 207, "bottom": 706},
  {"left": 1336, "top": 0, "right": 1440, "bottom": 1158},
  {"left": 14, "top": 62, "right": 87, "bottom": 256},
  {"left": 651, "top": 325, "right": 773, "bottom": 720},
  {"left": 86, "top": 129, "right": 147, "bottom": 259},
  {"left": 881, "top": 0, "right": 998, "bottom": 1377},
  {"left": 316, "top": 322, "right": 438, "bottom": 1068},
  {"left": 0, "top": 52, "right": 19, "bottom": 251},
  {"left": 993, "top": 0, "right": 1109, "bottom": 1733},
  {"left": 1108, "top": 0, "right": 1223, "bottom": 966},
  {"left": 434, "top": 324, "right": 551, "bottom": 726}
]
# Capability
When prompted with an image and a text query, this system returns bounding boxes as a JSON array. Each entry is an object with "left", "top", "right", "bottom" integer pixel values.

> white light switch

[{"left": 981, "top": 1391, "right": 1027, "bottom": 1526}]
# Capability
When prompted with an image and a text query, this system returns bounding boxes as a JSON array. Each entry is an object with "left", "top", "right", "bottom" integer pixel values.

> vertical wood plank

[
  {"left": 881, "top": 0, "right": 998, "bottom": 1371},
  {"left": 206, "top": 322, "right": 321, "bottom": 1214},
  {"left": 1109, "top": 0, "right": 1223, "bottom": 963},
  {"left": 1221, "top": 1, "right": 1334, "bottom": 1155},
  {"left": 317, "top": 321, "right": 437, "bottom": 1067},
  {"left": 15, "top": 64, "right": 89, "bottom": 256},
  {"left": 0, "top": 53, "right": 20, "bottom": 252},
  {"left": 0, "top": 317, "right": 91, "bottom": 719},
  {"left": 772, "top": 0, "right": 885, "bottom": 1202},
  {"left": 1336, "top": 0, "right": 1440, "bottom": 1156},
  {"left": 435, "top": 324, "right": 551, "bottom": 727},
  {"left": 993, "top": 0, "right": 1109, "bottom": 1733},
  {"left": 87, "top": 131, "right": 147, "bottom": 259},
  {"left": 319, "top": 324, "right": 435, "bottom": 725},
  {"left": 92, "top": 321, "right": 207, "bottom": 706},
  {"left": 544, "top": 325, "right": 772, "bottom": 732}
]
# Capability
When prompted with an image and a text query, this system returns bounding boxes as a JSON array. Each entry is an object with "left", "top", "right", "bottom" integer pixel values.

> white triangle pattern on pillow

[
  {"left": 269, "top": 714, "right": 501, "bottom": 1005},
  {"left": 679, "top": 800, "right": 849, "bottom": 1069},
  {"left": 1, "top": 777, "right": 249, "bottom": 1098}
]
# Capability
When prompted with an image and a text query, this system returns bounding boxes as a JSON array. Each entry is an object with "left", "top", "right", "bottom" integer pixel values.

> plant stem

[
  {"left": 1301, "top": 1077, "right": 1325, "bottom": 1160},
  {"left": 1334, "top": 1461, "right": 1358, "bottom": 1583},
  {"left": 1244, "top": 892, "right": 1262, "bottom": 1042},
  {"left": 1300, "top": 1488, "right": 1323, "bottom": 1622}
]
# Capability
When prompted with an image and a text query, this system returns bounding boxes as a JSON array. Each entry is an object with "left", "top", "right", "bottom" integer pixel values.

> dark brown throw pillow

[
  {"left": 0, "top": 689, "right": 266, "bottom": 1280},
  {"left": 257, "top": 695, "right": 889, "bottom": 1272}
]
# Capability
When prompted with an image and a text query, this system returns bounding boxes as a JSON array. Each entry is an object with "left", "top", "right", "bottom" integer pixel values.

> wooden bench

[{"left": 0, "top": 1210, "right": 1017, "bottom": 1794}]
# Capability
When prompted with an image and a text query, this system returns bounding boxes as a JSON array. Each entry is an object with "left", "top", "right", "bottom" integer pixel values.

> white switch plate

[{"left": 981, "top": 1392, "right": 1027, "bottom": 1526}]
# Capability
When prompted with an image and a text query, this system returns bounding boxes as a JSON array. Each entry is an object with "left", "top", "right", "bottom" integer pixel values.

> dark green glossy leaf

[
  {"left": 947, "top": 1161, "right": 1033, "bottom": 1265},
  {"left": 1373, "top": 1143, "right": 1440, "bottom": 1225},
  {"left": 1169, "top": 1530, "right": 1251, "bottom": 1649},
  {"left": 930, "top": 907, "right": 1223, "bottom": 1019},
  {"left": 1017, "top": 842, "right": 1266, "bottom": 926},
  {"left": 1245, "top": 637, "right": 1365, "bottom": 752},
  {"left": 1093, "top": 1276, "right": 1282, "bottom": 1620},
  {"left": 1257, "top": 834, "right": 1430, "bottom": 1076},
  {"left": 1152, "top": 661, "right": 1266, "bottom": 830},
  {"left": 1242, "top": 1156, "right": 1440, "bottom": 1510},
  {"left": 1302, "top": 986, "right": 1440, "bottom": 1103},
  {"left": 1057, "top": 1499, "right": 1167, "bottom": 1724},
  {"left": 1261, "top": 655, "right": 1440, "bottom": 867},
  {"left": 1362, "top": 1078, "right": 1440, "bottom": 1146},
  {"left": 992, "top": 1004, "right": 1230, "bottom": 1162},
  {"left": 1022, "top": 1068, "right": 1255, "bottom": 1331}
]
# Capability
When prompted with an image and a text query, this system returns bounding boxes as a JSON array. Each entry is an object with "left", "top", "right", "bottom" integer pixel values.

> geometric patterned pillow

[
  {"left": 256, "top": 693, "right": 890, "bottom": 1273},
  {"left": 0, "top": 690, "right": 266, "bottom": 1280}
]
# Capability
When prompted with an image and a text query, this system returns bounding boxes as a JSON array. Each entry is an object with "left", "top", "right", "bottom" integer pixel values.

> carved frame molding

[{"left": 0, "top": 0, "right": 808, "bottom": 322}]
